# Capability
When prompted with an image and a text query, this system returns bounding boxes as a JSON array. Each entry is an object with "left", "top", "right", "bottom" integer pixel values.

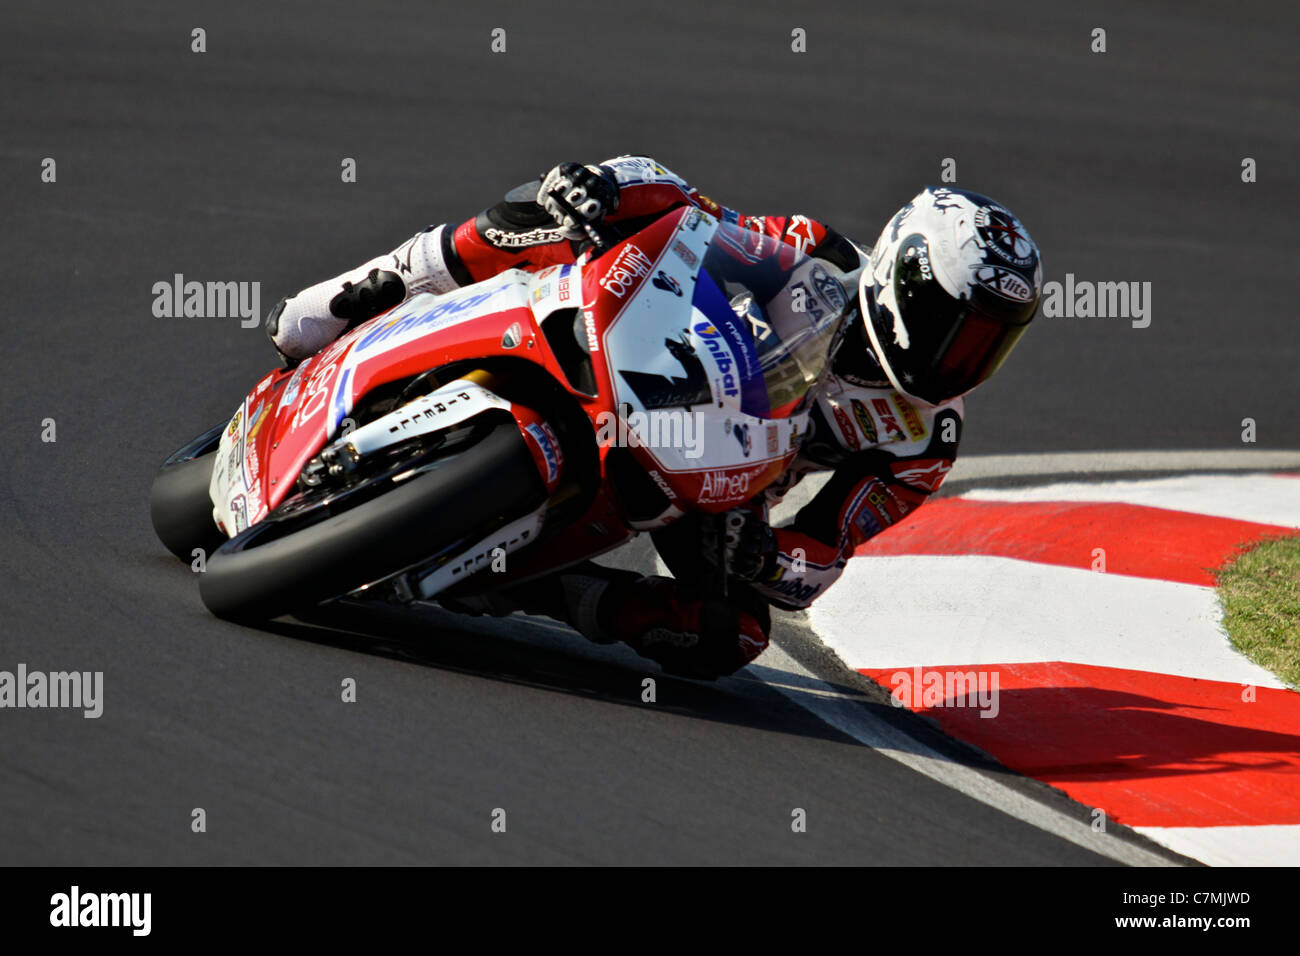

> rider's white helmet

[{"left": 858, "top": 186, "right": 1042, "bottom": 407}]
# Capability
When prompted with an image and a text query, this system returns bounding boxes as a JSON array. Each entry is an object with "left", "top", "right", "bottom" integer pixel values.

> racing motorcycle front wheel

[{"left": 197, "top": 420, "right": 546, "bottom": 622}]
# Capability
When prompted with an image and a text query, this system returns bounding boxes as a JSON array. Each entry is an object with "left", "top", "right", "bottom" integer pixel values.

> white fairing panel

[{"left": 600, "top": 211, "right": 810, "bottom": 479}]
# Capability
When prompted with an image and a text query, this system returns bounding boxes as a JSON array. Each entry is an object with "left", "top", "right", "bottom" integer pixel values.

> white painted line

[
  {"left": 947, "top": 449, "right": 1300, "bottom": 483},
  {"left": 1132, "top": 825, "right": 1300, "bottom": 867},
  {"left": 808, "top": 554, "right": 1287, "bottom": 688},
  {"left": 965, "top": 474, "right": 1300, "bottom": 529}
]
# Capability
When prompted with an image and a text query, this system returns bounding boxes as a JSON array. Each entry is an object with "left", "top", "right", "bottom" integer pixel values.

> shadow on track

[{"left": 246, "top": 598, "right": 864, "bottom": 745}]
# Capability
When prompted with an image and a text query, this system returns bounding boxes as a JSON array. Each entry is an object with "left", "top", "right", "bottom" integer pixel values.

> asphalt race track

[{"left": 1, "top": 1, "right": 1295, "bottom": 864}]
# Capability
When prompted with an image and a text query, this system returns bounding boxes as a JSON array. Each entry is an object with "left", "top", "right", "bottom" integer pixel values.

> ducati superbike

[{"left": 149, "top": 207, "right": 850, "bottom": 621}]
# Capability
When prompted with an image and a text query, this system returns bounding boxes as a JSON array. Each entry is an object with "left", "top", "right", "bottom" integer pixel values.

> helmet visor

[{"left": 868, "top": 234, "right": 1034, "bottom": 404}]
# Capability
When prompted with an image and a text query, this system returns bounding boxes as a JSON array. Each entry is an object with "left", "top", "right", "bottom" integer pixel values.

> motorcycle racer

[{"left": 265, "top": 156, "right": 1042, "bottom": 679}]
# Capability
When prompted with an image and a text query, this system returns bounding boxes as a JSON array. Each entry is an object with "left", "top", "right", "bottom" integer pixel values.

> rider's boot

[
  {"left": 265, "top": 224, "right": 464, "bottom": 363},
  {"left": 446, "top": 565, "right": 770, "bottom": 680}
]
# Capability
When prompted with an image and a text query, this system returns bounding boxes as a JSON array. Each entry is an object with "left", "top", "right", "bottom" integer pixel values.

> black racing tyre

[
  {"left": 198, "top": 421, "right": 546, "bottom": 622},
  {"left": 150, "top": 424, "right": 224, "bottom": 561}
]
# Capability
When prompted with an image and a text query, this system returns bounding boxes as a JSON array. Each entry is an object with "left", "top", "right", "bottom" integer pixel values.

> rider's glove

[
  {"left": 537, "top": 162, "right": 620, "bottom": 239},
  {"left": 718, "top": 509, "right": 778, "bottom": 583}
]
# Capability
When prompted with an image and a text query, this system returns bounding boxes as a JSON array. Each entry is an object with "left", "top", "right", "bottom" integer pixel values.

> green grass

[{"left": 1216, "top": 534, "right": 1300, "bottom": 689}]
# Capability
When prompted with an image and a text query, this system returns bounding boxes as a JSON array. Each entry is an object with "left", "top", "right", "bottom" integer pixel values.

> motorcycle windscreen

[{"left": 693, "top": 224, "right": 849, "bottom": 419}]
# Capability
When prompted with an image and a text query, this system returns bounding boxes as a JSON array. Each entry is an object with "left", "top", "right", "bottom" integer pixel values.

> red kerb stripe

[
  {"left": 857, "top": 498, "right": 1296, "bottom": 585},
  {"left": 861, "top": 662, "right": 1300, "bottom": 827}
]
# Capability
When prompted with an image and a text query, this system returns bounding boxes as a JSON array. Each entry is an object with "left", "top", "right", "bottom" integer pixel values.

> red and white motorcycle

[{"left": 150, "top": 206, "right": 850, "bottom": 620}]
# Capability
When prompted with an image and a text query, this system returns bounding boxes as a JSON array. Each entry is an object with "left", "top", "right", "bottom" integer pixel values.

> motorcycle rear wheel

[{"left": 150, "top": 424, "right": 224, "bottom": 561}]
